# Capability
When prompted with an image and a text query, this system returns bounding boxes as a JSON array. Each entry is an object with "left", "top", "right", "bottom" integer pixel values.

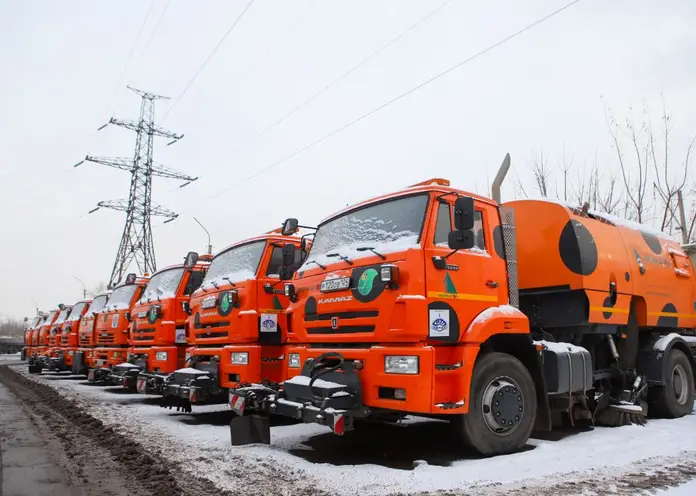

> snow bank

[{"left": 12, "top": 364, "right": 696, "bottom": 496}]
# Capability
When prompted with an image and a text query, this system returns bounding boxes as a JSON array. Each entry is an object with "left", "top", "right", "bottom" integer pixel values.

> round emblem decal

[
  {"left": 148, "top": 305, "right": 159, "bottom": 324},
  {"left": 218, "top": 292, "right": 233, "bottom": 317},
  {"left": 358, "top": 268, "right": 378, "bottom": 296}
]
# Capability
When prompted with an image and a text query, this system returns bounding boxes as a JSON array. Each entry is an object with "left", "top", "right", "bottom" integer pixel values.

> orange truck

[
  {"left": 230, "top": 157, "right": 696, "bottom": 455},
  {"left": 106, "top": 254, "right": 211, "bottom": 391},
  {"left": 160, "top": 229, "right": 305, "bottom": 413},
  {"left": 88, "top": 274, "right": 149, "bottom": 383},
  {"left": 28, "top": 308, "right": 60, "bottom": 373},
  {"left": 22, "top": 315, "right": 43, "bottom": 361},
  {"left": 73, "top": 292, "right": 111, "bottom": 375},
  {"left": 45, "top": 305, "right": 72, "bottom": 364},
  {"left": 29, "top": 313, "right": 48, "bottom": 360},
  {"left": 47, "top": 300, "right": 92, "bottom": 372}
]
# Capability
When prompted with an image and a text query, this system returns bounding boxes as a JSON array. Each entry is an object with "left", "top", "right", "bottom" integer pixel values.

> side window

[
  {"left": 266, "top": 247, "right": 284, "bottom": 276},
  {"left": 473, "top": 211, "right": 486, "bottom": 251},
  {"left": 184, "top": 270, "right": 206, "bottom": 295},
  {"left": 433, "top": 201, "right": 452, "bottom": 246}
]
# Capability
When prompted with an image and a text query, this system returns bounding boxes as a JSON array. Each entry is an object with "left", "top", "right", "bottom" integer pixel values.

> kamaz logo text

[{"left": 318, "top": 296, "right": 353, "bottom": 304}]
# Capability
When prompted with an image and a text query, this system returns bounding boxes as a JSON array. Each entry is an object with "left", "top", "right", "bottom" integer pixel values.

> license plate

[
  {"left": 95, "top": 359, "right": 105, "bottom": 366},
  {"left": 201, "top": 296, "right": 217, "bottom": 309},
  {"left": 320, "top": 277, "right": 350, "bottom": 293}
]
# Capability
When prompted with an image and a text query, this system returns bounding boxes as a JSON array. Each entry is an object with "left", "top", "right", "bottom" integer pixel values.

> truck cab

[
  {"left": 29, "top": 309, "right": 59, "bottom": 373},
  {"left": 46, "top": 305, "right": 72, "bottom": 361},
  {"left": 23, "top": 315, "right": 42, "bottom": 361},
  {"left": 160, "top": 231, "right": 303, "bottom": 412},
  {"left": 88, "top": 274, "right": 149, "bottom": 383},
  {"left": 108, "top": 255, "right": 210, "bottom": 391},
  {"left": 75, "top": 292, "right": 110, "bottom": 375},
  {"left": 49, "top": 300, "right": 92, "bottom": 372}
]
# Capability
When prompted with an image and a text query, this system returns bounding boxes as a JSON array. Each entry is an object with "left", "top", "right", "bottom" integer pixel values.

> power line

[
  {"left": 165, "top": 0, "right": 583, "bottom": 221},
  {"left": 175, "top": 0, "right": 453, "bottom": 186},
  {"left": 129, "top": 0, "right": 174, "bottom": 84},
  {"left": 105, "top": 0, "right": 157, "bottom": 116},
  {"left": 161, "top": 0, "right": 256, "bottom": 123}
]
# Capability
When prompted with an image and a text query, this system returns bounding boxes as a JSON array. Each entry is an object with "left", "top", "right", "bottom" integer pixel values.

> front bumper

[
  {"left": 107, "top": 364, "right": 143, "bottom": 388},
  {"left": 87, "top": 367, "right": 111, "bottom": 383},
  {"left": 47, "top": 354, "right": 68, "bottom": 372},
  {"left": 161, "top": 368, "right": 225, "bottom": 413},
  {"left": 136, "top": 370, "right": 168, "bottom": 395},
  {"left": 228, "top": 352, "right": 364, "bottom": 445}
]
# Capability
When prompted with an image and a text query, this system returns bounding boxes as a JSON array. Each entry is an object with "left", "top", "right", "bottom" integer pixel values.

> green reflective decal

[
  {"left": 273, "top": 295, "right": 283, "bottom": 310},
  {"left": 444, "top": 273, "right": 457, "bottom": 294},
  {"left": 358, "top": 268, "right": 378, "bottom": 296},
  {"left": 220, "top": 293, "right": 231, "bottom": 313}
]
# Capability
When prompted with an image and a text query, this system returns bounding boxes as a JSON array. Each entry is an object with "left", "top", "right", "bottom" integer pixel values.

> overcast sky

[{"left": 1, "top": 0, "right": 695, "bottom": 319}]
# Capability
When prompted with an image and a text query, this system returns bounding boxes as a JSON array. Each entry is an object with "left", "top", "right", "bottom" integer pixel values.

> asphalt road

[{"left": 0, "top": 376, "right": 72, "bottom": 496}]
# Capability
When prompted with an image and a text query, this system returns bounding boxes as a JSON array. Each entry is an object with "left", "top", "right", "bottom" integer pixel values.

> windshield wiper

[
  {"left": 305, "top": 260, "right": 327, "bottom": 270},
  {"left": 326, "top": 252, "right": 354, "bottom": 265},
  {"left": 356, "top": 246, "right": 386, "bottom": 260},
  {"left": 210, "top": 280, "right": 219, "bottom": 290},
  {"left": 222, "top": 277, "right": 236, "bottom": 287}
]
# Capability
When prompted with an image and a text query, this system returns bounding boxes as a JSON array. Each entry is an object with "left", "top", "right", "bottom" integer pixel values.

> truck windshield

[
  {"left": 54, "top": 309, "right": 71, "bottom": 325},
  {"left": 302, "top": 193, "right": 429, "bottom": 270},
  {"left": 67, "top": 302, "right": 88, "bottom": 321},
  {"left": 87, "top": 295, "right": 108, "bottom": 316},
  {"left": 44, "top": 311, "right": 57, "bottom": 326},
  {"left": 140, "top": 268, "right": 184, "bottom": 303},
  {"left": 201, "top": 240, "right": 265, "bottom": 290},
  {"left": 105, "top": 285, "right": 138, "bottom": 311},
  {"left": 28, "top": 317, "right": 40, "bottom": 328}
]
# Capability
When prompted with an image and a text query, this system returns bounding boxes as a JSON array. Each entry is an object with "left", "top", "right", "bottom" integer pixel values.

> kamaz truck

[
  {"left": 107, "top": 254, "right": 210, "bottom": 391},
  {"left": 28, "top": 308, "right": 59, "bottom": 373},
  {"left": 74, "top": 292, "right": 110, "bottom": 375},
  {"left": 88, "top": 274, "right": 149, "bottom": 383},
  {"left": 230, "top": 156, "right": 696, "bottom": 456},
  {"left": 48, "top": 300, "right": 92, "bottom": 372},
  {"left": 160, "top": 229, "right": 304, "bottom": 413}
]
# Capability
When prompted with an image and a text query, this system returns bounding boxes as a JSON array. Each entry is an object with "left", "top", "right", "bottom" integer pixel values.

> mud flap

[
  {"left": 230, "top": 414, "right": 270, "bottom": 446},
  {"left": 72, "top": 352, "right": 85, "bottom": 375}
]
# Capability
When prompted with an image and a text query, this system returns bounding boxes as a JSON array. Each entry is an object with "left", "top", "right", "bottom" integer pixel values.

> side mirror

[
  {"left": 184, "top": 251, "right": 199, "bottom": 269},
  {"left": 448, "top": 230, "right": 475, "bottom": 250},
  {"left": 281, "top": 218, "right": 299, "bottom": 236},
  {"left": 453, "top": 197, "right": 475, "bottom": 231},
  {"left": 58, "top": 303, "right": 65, "bottom": 311},
  {"left": 125, "top": 273, "right": 137, "bottom": 284}
]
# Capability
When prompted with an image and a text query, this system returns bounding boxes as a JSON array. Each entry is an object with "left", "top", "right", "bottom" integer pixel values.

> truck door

[{"left": 424, "top": 198, "right": 502, "bottom": 342}]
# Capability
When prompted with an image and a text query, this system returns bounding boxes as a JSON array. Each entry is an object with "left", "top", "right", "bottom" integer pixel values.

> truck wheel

[
  {"left": 459, "top": 352, "right": 537, "bottom": 456},
  {"left": 649, "top": 348, "right": 695, "bottom": 418}
]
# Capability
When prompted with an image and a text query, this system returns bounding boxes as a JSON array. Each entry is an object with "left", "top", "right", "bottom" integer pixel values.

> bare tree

[
  {"left": 89, "top": 282, "right": 108, "bottom": 297},
  {"left": 528, "top": 147, "right": 551, "bottom": 197},
  {"left": 605, "top": 103, "right": 651, "bottom": 223}
]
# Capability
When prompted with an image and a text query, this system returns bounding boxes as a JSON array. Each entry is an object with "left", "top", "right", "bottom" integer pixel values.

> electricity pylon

[{"left": 75, "top": 87, "right": 197, "bottom": 288}]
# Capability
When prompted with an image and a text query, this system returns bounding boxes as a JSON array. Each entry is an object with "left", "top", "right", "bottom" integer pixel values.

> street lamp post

[
  {"left": 73, "top": 276, "right": 87, "bottom": 299},
  {"left": 193, "top": 217, "right": 213, "bottom": 255}
]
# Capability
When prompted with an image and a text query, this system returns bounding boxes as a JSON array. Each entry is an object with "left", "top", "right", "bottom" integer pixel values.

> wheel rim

[
  {"left": 672, "top": 364, "right": 689, "bottom": 405},
  {"left": 481, "top": 376, "right": 525, "bottom": 436}
]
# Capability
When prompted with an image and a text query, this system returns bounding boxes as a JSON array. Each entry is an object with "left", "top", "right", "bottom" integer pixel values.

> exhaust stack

[{"left": 491, "top": 153, "right": 511, "bottom": 204}]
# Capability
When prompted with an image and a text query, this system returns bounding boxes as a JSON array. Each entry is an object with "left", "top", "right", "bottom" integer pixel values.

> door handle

[{"left": 486, "top": 280, "right": 499, "bottom": 288}]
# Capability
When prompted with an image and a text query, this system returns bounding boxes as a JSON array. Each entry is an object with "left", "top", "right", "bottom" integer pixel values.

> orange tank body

[{"left": 505, "top": 199, "right": 696, "bottom": 330}]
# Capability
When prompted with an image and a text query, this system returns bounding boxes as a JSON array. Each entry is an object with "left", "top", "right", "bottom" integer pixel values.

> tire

[
  {"left": 458, "top": 352, "right": 537, "bottom": 456},
  {"left": 649, "top": 348, "right": 695, "bottom": 418}
]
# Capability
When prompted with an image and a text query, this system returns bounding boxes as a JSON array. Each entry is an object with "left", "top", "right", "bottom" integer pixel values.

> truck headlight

[
  {"left": 113, "top": 351, "right": 121, "bottom": 358},
  {"left": 155, "top": 351, "right": 168, "bottom": 361},
  {"left": 230, "top": 352, "right": 248, "bottom": 365},
  {"left": 68, "top": 350, "right": 74, "bottom": 356},
  {"left": 384, "top": 355, "right": 419, "bottom": 374},
  {"left": 288, "top": 353, "right": 301, "bottom": 368},
  {"left": 379, "top": 264, "right": 399, "bottom": 287}
]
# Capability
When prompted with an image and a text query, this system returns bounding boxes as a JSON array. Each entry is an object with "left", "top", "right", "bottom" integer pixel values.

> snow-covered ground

[
  {"left": 10, "top": 364, "right": 696, "bottom": 495},
  {"left": 659, "top": 480, "right": 696, "bottom": 495},
  {"left": 0, "top": 352, "right": 21, "bottom": 361}
]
